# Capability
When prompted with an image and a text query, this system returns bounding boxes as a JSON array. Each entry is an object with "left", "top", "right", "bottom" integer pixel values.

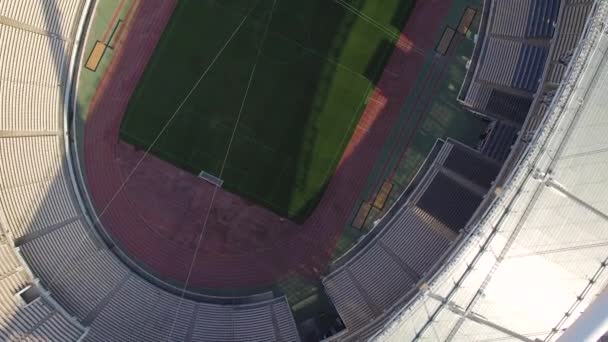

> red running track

[{"left": 83, "top": 0, "right": 454, "bottom": 289}]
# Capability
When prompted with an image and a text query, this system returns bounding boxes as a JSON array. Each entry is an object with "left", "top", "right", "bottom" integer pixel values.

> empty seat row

[
  {"left": 477, "top": 38, "right": 523, "bottom": 86},
  {"left": 0, "top": 0, "right": 83, "bottom": 37},
  {"left": 0, "top": 243, "right": 22, "bottom": 275},
  {"left": 323, "top": 140, "right": 501, "bottom": 336},
  {"left": 0, "top": 135, "right": 64, "bottom": 188},
  {"left": 461, "top": 77, "right": 535, "bottom": 125},
  {"left": 379, "top": 207, "right": 452, "bottom": 276},
  {"left": 480, "top": 121, "right": 520, "bottom": 163},
  {"left": 460, "top": 0, "right": 592, "bottom": 128},
  {"left": 13, "top": 212, "right": 301, "bottom": 341},
  {"left": 441, "top": 142, "right": 503, "bottom": 189},
  {"left": 0, "top": 24, "right": 68, "bottom": 86},
  {"left": 85, "top": 274, "right": 299, "bottom": 342},
  {"left": 415, "top": 171, "right": 485, "bottom": 231},
  {"left": 353, "top": 243, "right": 417, "bottom": 307},
  {"left": 0, "top": 175, "right": 79, "bottom": 240},
  {"left": 485, "top": 89, "right": 534, "bottom": 124},
  {"left": 490, "top": 0, "right": 534, "bottom": 37},
  {"left": 323, "top": 270, "right": 375, "bottom": 332},
  {"left": 0, "top": 81, "right": 62, "bottom": 132},
  {"left": 0, "top": 136, "right": 78, "bottom": 239},
  {"left": 22, "top": 225, "right": 129, "bottom": 321},
  {"left": 512, "top": 44, "right": 549, "bottom": 91},
  {"left": 0, "top": 244, "right": 86, "bottom": 341},
  {"left": 0, "top": 9, "right": 91, "bottom": 340},
  {"left": 490, "top": 0, "right": 559, "bottom": 38},
  {"left": 25, "top": 310, "right": 85, "bottom": 341},
  {"left": 409, "top": 140, "right": 499, "bottom": 232},
  {"left": 193, "top": 303, "right": 277, "bottom": 342},
  {"left": 526, "top": 0, "right": 560, "bottom": 38},
  {"left": 84, "top": 275, "right": 183, "bottom": 342},
  {"left": 547, "top": 0, "right": 595, "bottom": 83},
  {"left": 323, "top": 203, "right": 453, "bottom": 333},
  {"left": 271, "top": 300, "right": 303, "bottom": 342},
  {"left": 476, "top": 37, "right": 549, "bottom": 93}
]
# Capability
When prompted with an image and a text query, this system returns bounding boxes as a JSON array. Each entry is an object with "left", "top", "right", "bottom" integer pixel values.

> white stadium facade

[{"left": 1, "top": 0, "right": 608, "bottom": 341}]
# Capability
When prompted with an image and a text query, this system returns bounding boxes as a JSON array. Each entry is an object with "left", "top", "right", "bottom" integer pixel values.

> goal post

[{"left": 198, "top": 170, "right": 223, "bottom": 187}]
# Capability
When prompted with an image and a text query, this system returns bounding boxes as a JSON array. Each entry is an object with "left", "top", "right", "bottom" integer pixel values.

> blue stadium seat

[
  {"left": 526, "top": 0, "right": 560, "bottom": 38},
  {"left": 512, "top": 44, "right": 549, "bottom": 91}
]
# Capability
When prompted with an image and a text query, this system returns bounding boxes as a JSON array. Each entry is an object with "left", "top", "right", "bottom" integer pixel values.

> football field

[{"left": 120, "top": 0, "right": 415, "bottom": 221}]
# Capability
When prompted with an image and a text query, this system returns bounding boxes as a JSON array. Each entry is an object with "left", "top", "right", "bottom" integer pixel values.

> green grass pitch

[{"left": 120, "top": 0, "right": 415, "bottom": 221}]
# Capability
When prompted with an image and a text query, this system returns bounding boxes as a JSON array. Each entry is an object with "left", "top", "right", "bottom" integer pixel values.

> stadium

[{"left": 0, "top": 0, "right": 607, "bottom": 340}]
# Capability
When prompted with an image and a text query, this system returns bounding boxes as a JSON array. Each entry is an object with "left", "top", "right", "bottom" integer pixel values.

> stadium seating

[
  {"left": 0, "top": 82, "right": 62, "bottom": 131},
  {"left": 191, "top": 299, "right": 300, "bottom": 342},
  {"left": 323, "top": 139, "right": 498, "bottom": 337},
  {"left": 479, "top": 121, "right": 520, "bottom": 162},
  {"left": 463, "top": 38, "right": 549, "bottom": 123},
  {"left": 409, "top": 140, "right": 500, "bottom": 232},
  {"left": 489, "top": 0, "right": 533, "bottom": 37},
  {"left": 459, "top": 0, "right": 593, "bottom": 127},
  {"left": 489, "top": 0, "right": 559, "bottom": 38},
  {"left": 546, "top": 0, "right": 595, "bottom": 83},
  {"left": 19, "top": 222, "right": 129, "bottom": 321},
  {"left": 0, "top": 137, "right": 78, "bottom": 240},
  {"left": 527, "top": 0, "right": 561, "bottom": 38},
  {"left": 512, "top": 44, "right": 550, "bottom": 91},
  {"left": 0, "top": 0, "right": 83, "bottom": 37},
  {"left": 85, "top": 275, "right": 298, "bottom": 342},
  {"left": 460, "top": 0, "right": 593, "bottom": 170},
  {"left": 0, "top": 25, "right": 68, "bottom": 85},
  {"left": 378, "top": 3, "right": 608, "bottom": 340},
  {"left": 323, "top": 205, "right": 452, "bottom": 333},
  {"left": 453, "top": 0, "right": 594, "bottom": 228},
  {"left": 0, "top": 243, "right": 87, "bottom": 341},
  {"left": 438, "top": 141, "right": 502, "bottom": 190},
  {"left": 414, "top": 171, "right": 485, "bottom": 231},
  {"left": 0, "top": 1, "right": 301, "bottom": 341},
  {"left": 460, "top": 0, "right": 559, "bottom": 124}
]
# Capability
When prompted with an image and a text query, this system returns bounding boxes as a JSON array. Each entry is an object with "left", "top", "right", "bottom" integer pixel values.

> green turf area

[{"left": 120, "top": 0, "right": 415, "bottom": 221}]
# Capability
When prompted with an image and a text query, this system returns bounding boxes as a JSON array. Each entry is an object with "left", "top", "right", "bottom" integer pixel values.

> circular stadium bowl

[{"left": 0, "top": 0, "right": 607, "bottom": 341}]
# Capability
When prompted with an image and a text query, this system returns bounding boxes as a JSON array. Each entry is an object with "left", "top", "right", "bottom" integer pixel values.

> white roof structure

[{"left": 375, "top": 1, "right": 608, "bottom": 341}]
